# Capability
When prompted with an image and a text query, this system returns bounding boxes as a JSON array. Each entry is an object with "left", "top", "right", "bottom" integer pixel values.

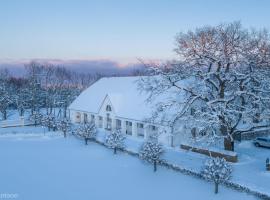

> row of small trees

[
  {"left": 33, "top": 116, "right": 232, "bottom": 195},
  {"left": 28, "top": 111, "right": 71, "bottom": 138},
  {"left": 72, "top": 122, "right": 231, "bottom": 194}
]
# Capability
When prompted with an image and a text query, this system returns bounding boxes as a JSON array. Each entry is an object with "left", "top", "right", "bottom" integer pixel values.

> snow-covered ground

[
  {"left": 96, "top": 130, "right": 270, "bottom": 197},
  {"left": 0, "top": 126, "right": 257, "bottom": 200}
]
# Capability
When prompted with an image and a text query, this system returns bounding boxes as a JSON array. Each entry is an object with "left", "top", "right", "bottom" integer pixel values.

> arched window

[{"left": 106, "top": 105, "right": 112, "bottom": 112}]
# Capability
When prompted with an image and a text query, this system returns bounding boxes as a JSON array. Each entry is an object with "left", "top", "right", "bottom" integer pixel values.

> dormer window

[{"left": 106, "top": 105, "right": 112, "bottom": 112}]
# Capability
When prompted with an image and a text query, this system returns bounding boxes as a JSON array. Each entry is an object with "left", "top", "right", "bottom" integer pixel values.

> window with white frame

[
  {"left": 125, "top": 121, "right": 132, "bottom": 135},
  {"left": 116, "top": 119, "right": 121, "bottom": 129},
  {"left": 91, "top": 115, "right": 95, "bottom": 123},
  {"left": 106, "top": 105, "right": 112, "bottom": 112},
  {"left": 83, "top": 113, "right": 88, "bottom": 123},
  {"left": 137, "top": 123, "right": 144, "bottom": 129},
  {"left": 150, "top": 125, "right": 157, "bottom": 131},
  {"left": 98, "top": 116, "right": 103, "bottom": 128}
]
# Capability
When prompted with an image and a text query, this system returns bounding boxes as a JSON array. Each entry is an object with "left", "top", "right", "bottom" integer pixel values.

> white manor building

[{"left": 68, "top": 76, "right": 181, "bottom": 146}]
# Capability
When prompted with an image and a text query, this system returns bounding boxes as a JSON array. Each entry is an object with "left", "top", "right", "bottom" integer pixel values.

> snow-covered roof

[{"left": 68, "top": 76, "right": 157, "bottom": 121}]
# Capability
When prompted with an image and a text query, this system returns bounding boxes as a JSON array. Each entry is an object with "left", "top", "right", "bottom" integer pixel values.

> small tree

[
  {"left": 57, "top": 118, "right": 71, "bottom": 137},
  {"left": 202, "top": 157, "right": 232, "bottom": 194},
  {"left": 77, "top": 122, "right": 97, "bottom": 145},
  {"left": 29, "top": 111, "right": 43, "bottom": 126},
  {"left": 42, "top": 114, "right": 57, "bottom": 131},
  {"left": 139, "top": 139, "right": 163, "bottom": 172},
  {"left": 105, "top": 129, "right": 125, "bottom": 154}
]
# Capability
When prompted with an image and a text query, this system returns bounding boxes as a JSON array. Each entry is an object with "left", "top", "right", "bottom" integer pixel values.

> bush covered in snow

[
  {"left": 105, "top": 129, "right": 125, "bottom": 154},
  {"left": 139, "top": 139, "right": 163, "bottom": 172},
  {"left": 76, "top": 122, "right": 97, "bottom": 145},
  {"left": 202, "top": 157, "right": 232, "bottom": 194}
]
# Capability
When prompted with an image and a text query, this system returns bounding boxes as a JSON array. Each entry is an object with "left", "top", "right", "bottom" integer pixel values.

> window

[
  {"left": 116, "top": 119, "right": 121, "bottom": 129},
  {"left": 137, "top": 123, "right": 144, "bottom": 129},
  {"left": 83, "top": 113, "right": 88, "bottom": 123},
  {"left": 91, "top": 115, "right": 95, "bottom": 123},
  {"left": 106, "top": 105, "right": 112, "bottom": 112},
  {"left": 126, "top": 121, "right": 132, "bottom": 126},
  {"left": 98, "top": 116, "right": 103, "bottom": 128},
  {"left": 75, "top": 112, "right": 81, "bottom": 123},
  {"left": 150, "top": 125, "right": 157, "bottom": 131}
]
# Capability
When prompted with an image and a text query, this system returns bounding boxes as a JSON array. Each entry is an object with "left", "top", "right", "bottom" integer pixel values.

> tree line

[{"left": 0, "top": 61, "right": 101, "bottom": 120}]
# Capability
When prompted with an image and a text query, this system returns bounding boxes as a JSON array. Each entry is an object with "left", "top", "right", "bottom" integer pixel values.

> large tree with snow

[
  {"left": 202, "top": 157, "right": 232, "bottom": 194},
  {"left": 139, "top": 139, "right": 163, "bottom": 172},
  {"left": 25, "top": 62, "right": 45, "bottom": 115},
  {"left": 105, "top": 129, "right": 125, "bottom": 154},
  {"left": 139, "top": 22, "right": 270, "bottom": 151}
]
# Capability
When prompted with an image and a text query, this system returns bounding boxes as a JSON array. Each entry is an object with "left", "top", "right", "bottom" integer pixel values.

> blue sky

[{"left": 0, "top": 0, "right": 270, "bottom": 65}]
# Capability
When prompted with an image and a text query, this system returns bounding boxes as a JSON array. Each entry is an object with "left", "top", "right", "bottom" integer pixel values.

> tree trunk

[
  {"left": 154, "top": 160, "right": 157, "bottom": 172},
  {"left": 114, "top": 147, "right": 117, "bottom": 154},
  {"left": 214, "top": 182, "right": 219, "bottom": 194},
  {"left": 64, "top": 131, "right": 66, "bottom": 138},
  {"left": 19, "top": 108, "right": 24, "bottom": 117},
  {"left": 64, "top": 107, "right": 67, "bottom": 118},
  {"left": 224, "top": 137, "right": 234, "bottom": 151},
  {"left": 85, "top": 138, "right": 88, "bottom": 145},
  {"left": 3, "top": 110, "right": 7, "bottom": 120}
]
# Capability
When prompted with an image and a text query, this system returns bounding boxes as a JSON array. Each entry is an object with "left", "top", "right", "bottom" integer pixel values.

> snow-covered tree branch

[
  {"left": 76, "top": 122, "right": 97, "bottom": 145},
  {"left": 202, "top": 157, "right": 232, "bottom": 194},
  {"left": 139, "top": 139, "right": 163, "bottom": 172},
  {"left": 105, "top": 129, "right": 125, "bottom": 154},
  {"left": 139, "top": 22, "right": 270, "bottom": 151}
]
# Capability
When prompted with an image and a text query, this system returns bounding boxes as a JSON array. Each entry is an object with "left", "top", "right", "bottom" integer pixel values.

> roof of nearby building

[{"left": 69, "top": 76, "right": 155, "bottom": 121}]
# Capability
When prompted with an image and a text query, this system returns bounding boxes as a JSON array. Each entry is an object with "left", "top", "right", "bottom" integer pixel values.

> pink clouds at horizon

[{"left": 0, "top": 58, "right": 149, "bottom": 76}]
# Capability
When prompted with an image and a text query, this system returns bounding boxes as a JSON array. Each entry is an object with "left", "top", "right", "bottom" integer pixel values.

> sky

[{"left": 0, "top": 0, "right": 270, "bottom": 68}]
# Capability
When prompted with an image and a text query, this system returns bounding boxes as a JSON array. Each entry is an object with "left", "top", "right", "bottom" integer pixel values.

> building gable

[{"left": 98, "top": 94, "right": 116, "bottom": 116}]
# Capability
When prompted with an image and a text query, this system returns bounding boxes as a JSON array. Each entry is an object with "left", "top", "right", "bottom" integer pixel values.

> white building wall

[{"left": 68, "top": 96, "right": 175, "bottom": 147}]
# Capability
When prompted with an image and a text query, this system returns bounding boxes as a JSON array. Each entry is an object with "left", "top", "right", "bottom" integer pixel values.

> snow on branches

[
  {"left": 0, "top": 70, "right": 12, "bottom": 120},
  {"left": 139, "top": 22, "right": 270, "bottom": 151},
  {"left": 29, "top": 111, "right": 43, "bottom": 126},
  {"left": 41, "top": 114, "right": 57, "bottom": 131},
  {"left": 57, "top": 118, "right": 71, "bottom": 137},
  {"left": 202, "top": 157, "right": 232, "bottom": 194},
  {"left": 105, "top": 129, "right": 125, "bottom": 154},
  {"left": 139, "top": 139, "right": 163, "bottom": 172},
  {"left": 76, "top": 122, "right": 97, "bottom": 145}
]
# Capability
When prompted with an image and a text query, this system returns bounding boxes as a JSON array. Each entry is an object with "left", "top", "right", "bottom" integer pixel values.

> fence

[{"left": 0, "top": 117, "right": 33, "bottom": 128}]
